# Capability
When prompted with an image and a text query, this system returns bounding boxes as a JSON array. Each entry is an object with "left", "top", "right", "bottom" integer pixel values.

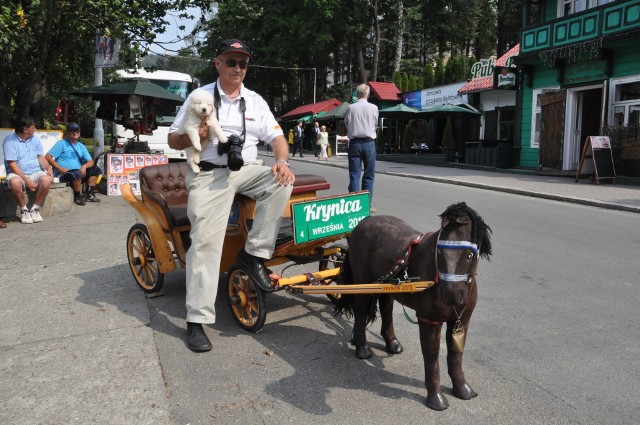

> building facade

[{"left": 516, "top": 0, "right": 640, "bottom": 175}]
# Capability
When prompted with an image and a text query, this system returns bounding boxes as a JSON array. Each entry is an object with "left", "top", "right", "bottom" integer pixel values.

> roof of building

[
  {"left": 458, "top": 44, "right": 520, "bottom": 94},
  {"left": 368, "top": 81, "right": 401, "bottom": 101},
  {"left": 495, "top": 44, "right": 520, "bottom": 67},
  {"left": 279, "top": 98, "right": 341, "bottom": 120}
]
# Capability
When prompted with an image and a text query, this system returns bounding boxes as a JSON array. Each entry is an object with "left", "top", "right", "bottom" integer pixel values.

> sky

[{"left": 150, "top": 7, "right": 203, "bottom": 55}]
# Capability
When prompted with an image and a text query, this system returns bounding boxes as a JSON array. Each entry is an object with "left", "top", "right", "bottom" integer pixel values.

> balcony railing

[{"left": 521, "top": 0, "right": 640, "bottom": 54}]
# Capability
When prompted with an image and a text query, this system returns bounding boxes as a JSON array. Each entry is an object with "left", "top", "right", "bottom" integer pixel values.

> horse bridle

[{"left": 434, "top": 229, "right": 479, "bottom": 285}]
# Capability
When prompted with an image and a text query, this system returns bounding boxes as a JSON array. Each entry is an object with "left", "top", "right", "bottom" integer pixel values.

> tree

[
  {"left": 391, "top": 0, "right": 404, "bottom": 79},
  {"left": 495, "top": 0, "right": 521, "bottom": 56},
  {"left": 0, "top": 0, "right": 210, "bottom": 127},
  {"left": 423, "top": 64, "right": 435, "bottom": 88},
  {"left": 434, "top": 57, "right": 445, "bottom": 86}
]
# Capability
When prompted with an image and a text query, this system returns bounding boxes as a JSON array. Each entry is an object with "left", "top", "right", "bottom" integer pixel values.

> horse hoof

[
  {"left": 355, "top": 345, "right": 373, "bottom": 359},
  {"left": 425, "top": 392, "right": 449, "bottom": 411},
  {"left": 385, "top": 339, "right": 404, "bottom": 354},
  {"left": 452, "top": 383, "right": 478, "bottom": 400}
]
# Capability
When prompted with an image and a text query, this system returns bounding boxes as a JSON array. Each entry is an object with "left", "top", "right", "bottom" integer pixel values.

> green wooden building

[{"left": 515, "top": 0, "right": 640, "bottom": 176}]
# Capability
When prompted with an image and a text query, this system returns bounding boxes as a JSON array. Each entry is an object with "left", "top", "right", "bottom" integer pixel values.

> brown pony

[{"left": 336, "top": 202, "right": 492, "bottom": 410}]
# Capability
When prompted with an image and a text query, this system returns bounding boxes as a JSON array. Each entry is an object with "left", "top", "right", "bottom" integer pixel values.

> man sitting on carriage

[{"left": 167, "top": 38, "right": 295, "bottom": 352}]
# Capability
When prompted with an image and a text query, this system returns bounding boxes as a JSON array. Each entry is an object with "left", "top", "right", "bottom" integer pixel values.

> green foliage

[
  {"left": 423, "top": 64, "right": 435, "bottom": 88},
  {"left": 0, "top": 0, "right": 212, "bottom": 127},
  {"left": 0, "top": 0, "right": 520, "bottom": 125},
  {"left": 394, "top": 72, "right": 403, "bottom": 92},
  {"left": 444, "top": 57, "right": 454, "bottom": 84},
  {"left": 442, "top": 116, "right": 454, "bottom": 149},
  {"left": 434, "top": 57, "right": 445, "bottom": 86},
  {"left": 400, "top": 72, "right": 409, "bottom": 92}
]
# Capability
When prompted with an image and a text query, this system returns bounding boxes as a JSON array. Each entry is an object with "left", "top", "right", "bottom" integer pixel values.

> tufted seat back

[
  {"left": 140, "top": 162, "right": 190, "bottom": 229},
  {"left": 139, "top": 163, "right": 332, "bottom": 233}
]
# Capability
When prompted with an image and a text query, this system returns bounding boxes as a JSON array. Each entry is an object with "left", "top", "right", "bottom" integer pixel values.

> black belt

[
  {"left": 199, "top": 161, "right": 227, "bottom": 171},
  {"left": 351, "top": 137, "right": 374, "bottom": 142}
]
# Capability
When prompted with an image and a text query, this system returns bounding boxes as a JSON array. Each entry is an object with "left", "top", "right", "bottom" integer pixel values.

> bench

[
  {"left": 139, "top": 162, "right": 330, "bottom": 231},
  {"left": 137, "top": 163, "right": 331, "bottom": 263},
  {"left": 0, "top": 181, "right": 73, "bottom": 219}
]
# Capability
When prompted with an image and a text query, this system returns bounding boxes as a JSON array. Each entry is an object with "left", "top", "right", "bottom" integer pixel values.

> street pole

[{"left": 93, "top": 67, "right": 104, "bottom": 157}]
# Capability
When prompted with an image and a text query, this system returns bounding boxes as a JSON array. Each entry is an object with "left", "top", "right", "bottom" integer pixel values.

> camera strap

[{"left": 214, "top": 83, "right": 246, "bottom": 141}]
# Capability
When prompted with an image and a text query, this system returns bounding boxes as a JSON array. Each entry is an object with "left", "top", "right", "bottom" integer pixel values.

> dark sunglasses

[{"left": 221, "top": 59, "right": 249, "bottom": 69}]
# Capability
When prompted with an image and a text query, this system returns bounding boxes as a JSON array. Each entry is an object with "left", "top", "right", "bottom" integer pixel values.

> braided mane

[{"left": 439, "top": 202, "right": 493, "bottom": 260}]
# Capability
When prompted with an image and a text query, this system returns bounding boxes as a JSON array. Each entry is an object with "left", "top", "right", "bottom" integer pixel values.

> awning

[
  {"left": 279, "top": 98, "right": 341, "bottom": 121},
  {"left": 297, "top": 111, "right": 326, "bottom": 123},
  {"left": 317, "top": 102, "right": 350, "bottom": 121}
]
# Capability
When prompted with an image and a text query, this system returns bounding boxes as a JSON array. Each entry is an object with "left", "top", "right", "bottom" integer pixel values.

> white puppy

[{"left": 178, "top": 89, "right": 227, "bottom": 173}]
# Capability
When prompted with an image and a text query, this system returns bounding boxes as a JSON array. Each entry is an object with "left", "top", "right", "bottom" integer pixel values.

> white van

[{"left": 113, "top": 69, "right": 198, "bottom": 161}]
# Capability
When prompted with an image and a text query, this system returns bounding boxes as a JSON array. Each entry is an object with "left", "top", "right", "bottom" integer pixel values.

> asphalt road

[
  {"left": 2, "top": 159, "right": 637, "bottom": 425},
  {"left": 152, "top": 160, "right": 640, "bottom": 424}
]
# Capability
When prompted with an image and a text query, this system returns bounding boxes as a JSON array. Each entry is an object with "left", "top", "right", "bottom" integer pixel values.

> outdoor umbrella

[
  {"left": 71, "top": 79, "right": 185, "bottom": 103},
  {"left": 378, "top": 103, "right": 421, "bottom": 119},
  {"left": 317, "top": 102, "right": 350, "bottom": 122},
  {"left": 419, "top": 103, "right": 482, "bottom": 117}
]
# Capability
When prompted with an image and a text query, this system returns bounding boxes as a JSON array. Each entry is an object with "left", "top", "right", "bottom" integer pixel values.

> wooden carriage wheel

[
  {"left": 318, "top": 244, "right": 347, "bottom": 304},
  {"left": 126, "top": 223, "right": 165, "bottom": 293},
  {"left": 226, "top": 265, "right": 267, "bottom": 332}
]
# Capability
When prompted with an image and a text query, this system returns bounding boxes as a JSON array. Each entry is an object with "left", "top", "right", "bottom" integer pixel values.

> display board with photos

[{"left": 106, "top": 153, "right": 168, "bottom": 196}]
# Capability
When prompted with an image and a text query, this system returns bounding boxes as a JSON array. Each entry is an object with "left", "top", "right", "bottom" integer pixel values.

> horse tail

[{"left": 333, "top": 250, "right": 354, "bottom": 318}]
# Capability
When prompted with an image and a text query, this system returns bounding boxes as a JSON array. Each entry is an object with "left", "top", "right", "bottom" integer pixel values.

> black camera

[{"left": 217, "top": 134, "right": 245, "bottom": 171}]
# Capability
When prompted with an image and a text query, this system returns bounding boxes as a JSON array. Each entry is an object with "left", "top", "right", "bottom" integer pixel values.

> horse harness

[
  {"left": 376, "top": 229, "right": 479, "bottom": 286},
  {"left": 377, "top": 229, "right": 480, "bottom": 334},
  {"left": 376, "top": 232, "right": 430, "bottom": 284}
]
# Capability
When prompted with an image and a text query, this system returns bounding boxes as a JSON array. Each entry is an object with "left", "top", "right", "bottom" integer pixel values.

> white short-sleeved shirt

[
  {"left": 170, "top": 80, "right": 283, "bottom": 166},
  {"left": 344, "top": 98, "right": 379, "bottom": 141}
]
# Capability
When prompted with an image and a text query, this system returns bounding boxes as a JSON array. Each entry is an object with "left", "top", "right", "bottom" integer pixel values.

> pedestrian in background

[
  {"left": 317, "top": 125, "right": 329, "bottom": 161},
  {"left": 292, "top": 121, "right": 304, "bottom": 157},
  {"left": 344, "top": 83, "right": 378, "bottom": 213}
]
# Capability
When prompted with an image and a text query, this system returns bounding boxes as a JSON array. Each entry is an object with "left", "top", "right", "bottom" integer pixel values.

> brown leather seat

[
  {"left": 139, "top": 164, "right": 330, "bottom": 230},
  {"left": 140, "top": 163, "right": 190, "bottom": 229}
]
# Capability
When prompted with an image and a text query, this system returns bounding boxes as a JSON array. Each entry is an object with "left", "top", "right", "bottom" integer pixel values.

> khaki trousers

[{"left": 184, "top": 163, "right": 293, "bottom": 324}]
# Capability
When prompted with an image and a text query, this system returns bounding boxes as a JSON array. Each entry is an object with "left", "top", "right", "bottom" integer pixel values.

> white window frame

[
  {"left": 608, "top": 75, "right": 640, "bottom": 126},
  {"left": 558, "top": 0, "right": 614, "bottom": 17},
  {"left": 530, "top": 86, "right": 560, "bottom": 149}
]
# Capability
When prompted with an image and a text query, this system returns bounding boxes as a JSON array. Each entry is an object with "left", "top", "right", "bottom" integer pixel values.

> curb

[{"left": 266, "top": 153, "right": 640, "bottom": 214}]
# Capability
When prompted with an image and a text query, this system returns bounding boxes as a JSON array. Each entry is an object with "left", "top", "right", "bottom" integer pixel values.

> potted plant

[{"left": 441, "top": 116, "right": 455, "bottom": 162}]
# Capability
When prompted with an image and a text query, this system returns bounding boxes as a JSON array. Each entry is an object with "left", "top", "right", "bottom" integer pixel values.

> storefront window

[
  {"left": 498, "top": 108, "right": 515, "bottom": 141},
  {"left": 560, "top": 0, "right": 613, "bottom": 16},
  {"left": 610, "top": 78, "right": 640, "bottom": 126}
]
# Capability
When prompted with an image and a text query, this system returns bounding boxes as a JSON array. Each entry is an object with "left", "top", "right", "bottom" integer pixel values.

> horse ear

[{"left": 441, "top": 217, "right": 451, "bottom": 228}]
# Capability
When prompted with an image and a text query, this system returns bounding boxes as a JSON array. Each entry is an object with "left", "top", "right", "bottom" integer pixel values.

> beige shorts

[{"left": 6, "top": 171, "right": 49, "bottom": 188}]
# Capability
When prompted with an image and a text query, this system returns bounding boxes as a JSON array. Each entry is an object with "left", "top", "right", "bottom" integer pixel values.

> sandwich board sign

[{"left": 575, "top": 136, "right": 616, "bottom": 184}]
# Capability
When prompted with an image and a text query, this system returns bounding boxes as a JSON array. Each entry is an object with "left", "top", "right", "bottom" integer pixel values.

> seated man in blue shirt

[
  {"left": 45, "top": 123, "right": 102, "bottom": 205},
  {"left": 3, "top": 116, "right": 54, "bottom": 224}
]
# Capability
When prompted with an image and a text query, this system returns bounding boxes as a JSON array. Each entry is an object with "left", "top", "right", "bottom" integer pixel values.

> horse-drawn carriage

[{"left": 121, "top": 162, "right": 492, "bottom": 410}]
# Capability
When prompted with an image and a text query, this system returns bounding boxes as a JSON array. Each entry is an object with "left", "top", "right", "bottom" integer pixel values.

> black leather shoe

[
  {"left": 236, "top": 248, "right": 276, "bottom": 292},
  {"left": 186, "top": 322, "right": 212, "bottom": 352}
]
